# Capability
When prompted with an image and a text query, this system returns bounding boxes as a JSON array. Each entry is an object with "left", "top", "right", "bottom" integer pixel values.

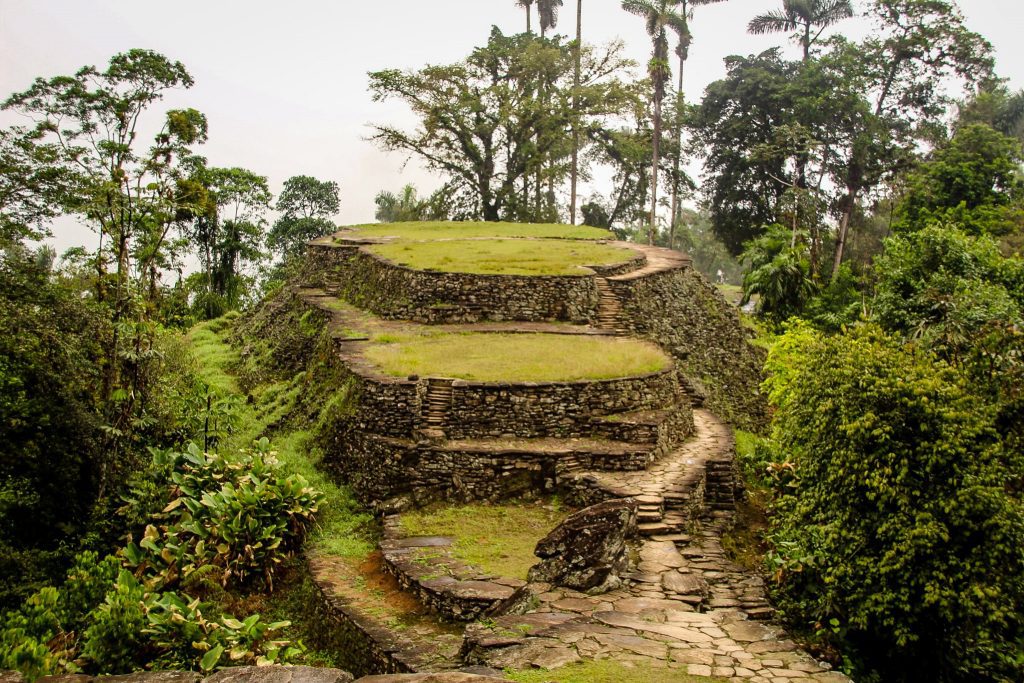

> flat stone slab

[
  {"left": 390, "top": 536, "right": 455, "bottom": 548},
  {"left": 662, "top": 571, "right": 709, "bottom": 596},
  {"left": 207, "top": 669, "right": 354, "bottom": 683},
  {"left": 723, "top": 620, "right": 776, "bottom": 642}
]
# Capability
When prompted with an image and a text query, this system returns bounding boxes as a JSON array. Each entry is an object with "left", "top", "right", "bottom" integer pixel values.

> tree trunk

[
  {"left": 569, "top": 0, "right": 582, "bottom": 225},
  {"left": 832, "top": 185, "right": 858, "bottom": 278},
  {"left": 649, "top": 94, "right": 662, "bottom": 246},
  {"left": 669, "top": 53, "right": 685, "bottom": 251}
]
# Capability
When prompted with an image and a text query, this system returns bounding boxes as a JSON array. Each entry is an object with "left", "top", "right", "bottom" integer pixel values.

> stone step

[{"left": 638, "top": 521, "right": 678, "bottom": 536}]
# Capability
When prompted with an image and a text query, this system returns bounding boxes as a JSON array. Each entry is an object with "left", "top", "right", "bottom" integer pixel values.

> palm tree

[
  {"left": 374, "top": 184, "right": 427, "bottom": 223},
  {"left": 515, "top": 0, "right": 535, "bottom": 33},
  {"left": 622, "top": 0, "right": 685, "bottom": 244},
  {"left": 667, "top": 0, "right": 728, "bottom": 249},
  {"left": 538, "top": 0, "right": 563, "bottom": 37},
  {"left": 747, "top": 0, "right": 854, "bottom": 62},
  {"left": 570, "top": 0, "right": 583, "bottom": 224}
]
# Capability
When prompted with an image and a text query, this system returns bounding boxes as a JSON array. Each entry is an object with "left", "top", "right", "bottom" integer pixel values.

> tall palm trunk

[
  {"left": 570, "top": 0, "right": 582, "bottom": 224},
  {"left": 669, "top": 54, "right": 684, "bottom": 250},
  {"left": 649, "top": 95, "right": 662, "bottom": 245}
]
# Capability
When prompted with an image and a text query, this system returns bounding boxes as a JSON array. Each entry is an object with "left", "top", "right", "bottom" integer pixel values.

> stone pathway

[
  {"left": 563, "top": 410, "right": 731, "bottom": 535},
  {"left": 459, "top": 411, "right": 851, "bottom": 682},
  {"left": 607, "top": 242, "right": 691, "bottom": 282}
]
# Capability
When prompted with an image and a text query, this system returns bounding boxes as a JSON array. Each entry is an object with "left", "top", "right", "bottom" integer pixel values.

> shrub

[
  {"left": 764, "top": 323, "right": 1024, "bottom": 682},
  {"left": 123, "top": 439, "right": 323, "bottom": 591}
]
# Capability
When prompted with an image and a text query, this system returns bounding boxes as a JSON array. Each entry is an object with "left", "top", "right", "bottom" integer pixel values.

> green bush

[
  {"left": 874, "top": 224, "right": 1023, "bottom": 363},
  {"left": 123, "top": 440, "right": 323, "bottom": 591},
  {"left": 764, "top": 323, "right": 1024, "bottom": 682}
]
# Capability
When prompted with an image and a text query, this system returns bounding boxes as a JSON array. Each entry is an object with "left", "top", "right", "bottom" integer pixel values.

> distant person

[{"left": 716, "top": 269, "right": 725, "bottom": 284}]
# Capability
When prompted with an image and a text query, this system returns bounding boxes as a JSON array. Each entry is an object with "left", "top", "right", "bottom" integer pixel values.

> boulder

[
  {"left": 354, "top": 675, "right": 506, "bottom": 683},
  {"left": 527, "top": 498, "right": 637, "bottom": 593},
  {"left": 205, "top": 667, "right": 353, "bottom": 683}
]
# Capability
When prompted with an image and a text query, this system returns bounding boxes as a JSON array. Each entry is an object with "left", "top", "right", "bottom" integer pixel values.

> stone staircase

[
  {"left": 561, "top": 409, "right": 730, "bottom": 537},
  {"left": 594, "top": 277, "right": 625, "bottom": 333},
  {"left": 422, "top": 379, "right": 454, "bottom": 435}
]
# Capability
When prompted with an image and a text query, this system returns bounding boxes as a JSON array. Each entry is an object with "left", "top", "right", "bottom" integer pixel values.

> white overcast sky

[{"left": 1, "top": 0, "right": 1021, "bottom": 253}]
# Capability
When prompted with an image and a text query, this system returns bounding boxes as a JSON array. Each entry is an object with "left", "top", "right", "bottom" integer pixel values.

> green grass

[
  {"left": 507, "top": 660, "right": 730, "bottom": 683},
  {"left": 346, "top": 220, "right": 613, "bottom": 241},
  {"left": 187, "top": 317, "right": 374, "bottom": 560},
  {"left": 399, "top": 499, "right": 568, "bottom": 579},
  {"left": 368, "top": 238, "right": 634, "bottom": 276},
  {"left": 362, "top": 332, "right": 670, "bottom": 382}
]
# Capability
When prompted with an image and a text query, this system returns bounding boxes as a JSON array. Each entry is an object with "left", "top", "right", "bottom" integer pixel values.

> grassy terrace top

[
  {"left": 363, "top": 331, "right": 670, "bottom": 382},
  {"left": 338, "top": 221, "right": 634, "bottom": 275},
  {"left": 369, "top": 238, "right": 634, "bottom": 276},
  {"left": 342, "top": 220, "right": 613, "bottom": 241}
]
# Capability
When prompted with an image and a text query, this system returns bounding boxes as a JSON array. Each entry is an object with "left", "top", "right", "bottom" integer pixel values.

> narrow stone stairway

[
  {"left": 562, "top": 409, "right": 731, "bottom": 536},
  {"left": 594, "top": 277, "right": 626, "bottom": 333},
  {"left": 423, "top": 379, "right": 454, "bottom": 433}
]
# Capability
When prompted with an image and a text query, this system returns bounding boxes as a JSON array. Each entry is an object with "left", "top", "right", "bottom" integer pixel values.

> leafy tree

[
  {"left": 586, "top": 88, "right": 656, "bottom": 230},
  {"left": 747, "top": 0, "right": 854, "bottom": 61},
  {"left": 2, "top": 51, "right": 210, "bottom": 469},
  {"left": 746, "top": 0, "right": 853, "bottom": 250},
  {"left": 0, "top": 247, "right": 105, "bottom": 609},
  {"left": 874, "top": 223, "right": 1023, "bottom": 364},
  {"left": 369, "top": 29, "right": 634, "bottom": 222},
  {"left": 893, "top": 123, "right": 1024, "bottom": 238},
  {"left": 210, "top": 168, "right": 271, "bottom": 310},
  {"left": 621, "top": 0, "right": 686, "bottom": 243},
  {"left": 764, "top": 323, "right": 1024, "bottom": 682},
  {"left": 0, "top": 129, "right": 68, "bottom": 245},
  {"left": 268, "top": 175, "right": 339, "bottom": 261},
  {"left": 830, "top": 0, "right": 994, "bottom": 277},
  {"left": 182, "top": 163, "right": 272, "bottom": 317},
  {"left": 958, "top": 84, "right": 1024, "bottom": 145},
  {"left": 688, "top": 50, "right": 798, "bottom": 253}
]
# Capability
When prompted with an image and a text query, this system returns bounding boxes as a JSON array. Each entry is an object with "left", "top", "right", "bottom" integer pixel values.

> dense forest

[{"left": 1, "top": 1, "right": 1022, "bottom": 682}]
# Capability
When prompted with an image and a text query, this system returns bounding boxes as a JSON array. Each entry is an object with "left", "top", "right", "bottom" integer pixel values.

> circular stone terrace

[{"left": 336, "top": 220, "right": 640, "bottom": 276}]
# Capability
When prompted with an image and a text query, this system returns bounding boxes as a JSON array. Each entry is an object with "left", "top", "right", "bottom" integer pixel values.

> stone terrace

[{"left": 290, "top": 224, "right": 840, "bottom": 681}]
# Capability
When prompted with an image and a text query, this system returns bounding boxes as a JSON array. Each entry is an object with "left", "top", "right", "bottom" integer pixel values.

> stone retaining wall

[
  {"left": 325, "top": 433, "right": 670, "bottom": 506},
  {"left": 379, "top": 518, "right": 524, "bottom": 622},
  {"left": 305, "top": 553, "right": 440, "bottom": 676},
  {"left": 306, "top": 242, "right": 606, "bottom": 324},
  {"left": 608, "top": 265, "right": 768, "bottom": 430},
  {"left": 444, "top": 368, "right": 685, "bottom": 439}
]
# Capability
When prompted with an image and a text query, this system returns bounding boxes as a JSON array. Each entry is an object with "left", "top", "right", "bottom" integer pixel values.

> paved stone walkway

[
  {"left": 462, "top": 412, "right": 851, "bottom": 683},
  {"left": 564, "top": 410, "right": 730, "bottom": 535}
]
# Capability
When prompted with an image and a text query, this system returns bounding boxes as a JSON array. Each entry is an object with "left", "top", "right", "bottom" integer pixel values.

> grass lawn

[
  {"left": 399, "top": 499, "right": 568, "bottom": 579},
  {"left": 363, "top": 331, "right": 670, "bottom": 382},
  {"left": 346, "top": 220, "right": 613, "bottom": 241},
  {"left": 507, "top": 660, "right": 730, "bottom": 683},
  {"left": 368, "top": 238, "right": 634, "bottom": 276}
]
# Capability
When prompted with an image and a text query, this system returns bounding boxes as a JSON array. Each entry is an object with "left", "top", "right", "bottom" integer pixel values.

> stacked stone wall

[
  {"left": 444, "top": 369, "right": 683, "bottom": 439},
  {"left": 306, "top": 243, "right": 604, "bottom": 324},
  {"left": 608, "top": 266, "right": 768, "bottom": 430}
]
